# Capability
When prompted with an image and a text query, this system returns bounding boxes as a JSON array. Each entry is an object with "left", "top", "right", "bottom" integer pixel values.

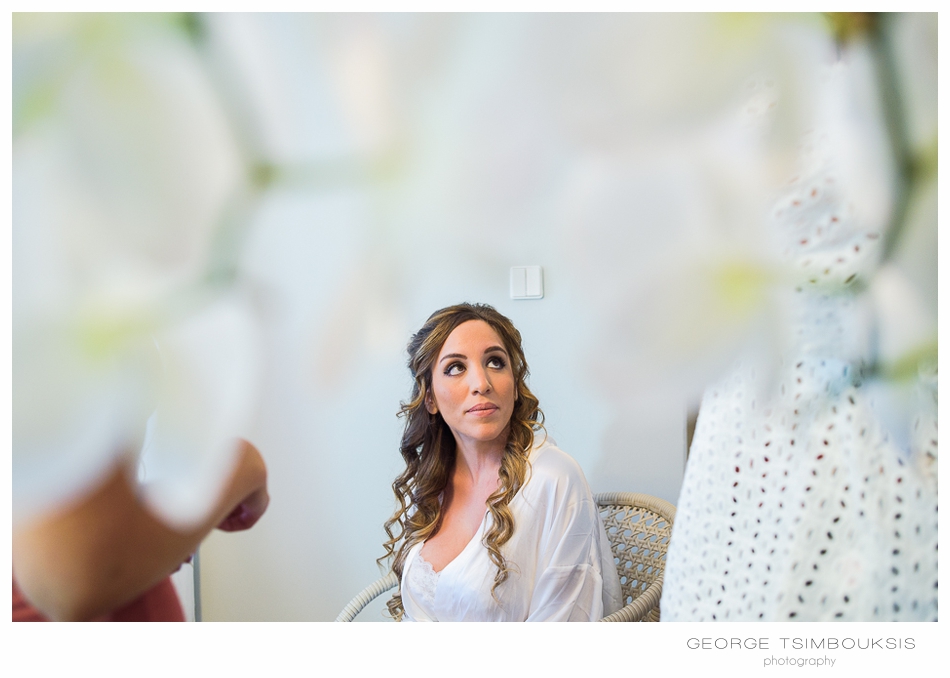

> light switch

[
  {"left": 510, "top": 266, "right": 543, "bottom": 299},
  {"left": 510, "top": 267, "right": 527, "bottom": 298}
]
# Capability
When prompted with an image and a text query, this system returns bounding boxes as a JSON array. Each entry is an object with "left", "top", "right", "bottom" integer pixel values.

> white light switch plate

[{"left": 510, "top": 266, "right": 543, "bottom": 299}]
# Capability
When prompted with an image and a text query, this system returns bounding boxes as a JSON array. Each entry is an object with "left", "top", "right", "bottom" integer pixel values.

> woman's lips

[{"left": 467, "top": 403, "right": 498, "bottom": 416}]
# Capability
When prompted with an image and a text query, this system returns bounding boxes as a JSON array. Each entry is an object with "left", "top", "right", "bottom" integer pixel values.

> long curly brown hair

[{"left": 379, "top": 303, "right": 544, "bottom": 620}]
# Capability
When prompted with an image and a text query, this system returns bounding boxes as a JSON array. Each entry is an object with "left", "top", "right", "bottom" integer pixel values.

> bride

[{"left": 381, "top": 303, "right": 621, "bottom": 621}]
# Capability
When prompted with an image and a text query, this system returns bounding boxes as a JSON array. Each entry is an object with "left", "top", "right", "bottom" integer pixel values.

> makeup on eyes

[{"left": 442, "top": 350, "right": 509, "bottom": 376}]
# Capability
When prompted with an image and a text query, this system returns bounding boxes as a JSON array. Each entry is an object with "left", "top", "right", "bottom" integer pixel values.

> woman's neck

[{"left": 452, "top": 437, "right": 505, "bottom": 487}]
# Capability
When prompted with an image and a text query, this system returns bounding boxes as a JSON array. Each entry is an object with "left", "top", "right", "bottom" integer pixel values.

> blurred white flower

[
  {"left": 13, "top": 13, "right": 260, "bottom": 528},
  {"left": 202, "top": 13, "right": 400, "bottom": 167},
  {"left": 868, "top": 264, "right": 936, "bottom": 373},
  {"left": 568, "top": 16, "right": 936, "bottom": 410}
]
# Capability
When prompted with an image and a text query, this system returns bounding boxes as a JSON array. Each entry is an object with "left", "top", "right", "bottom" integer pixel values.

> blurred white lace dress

[{"left": 660, "top": 131, "right": 938, "bottom": 621}]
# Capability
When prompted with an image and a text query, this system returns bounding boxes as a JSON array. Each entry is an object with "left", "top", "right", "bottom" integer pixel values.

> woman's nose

[{"left": 468, "top": 366, "right": 491, "bottom": 394}]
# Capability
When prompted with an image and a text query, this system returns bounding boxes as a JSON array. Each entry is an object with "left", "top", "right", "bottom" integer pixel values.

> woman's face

[{"left": 427, "top": 319, "right": 516, "bottom": 453}]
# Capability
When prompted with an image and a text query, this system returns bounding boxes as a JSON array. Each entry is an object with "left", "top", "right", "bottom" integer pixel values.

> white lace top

[{"left": 406, "top": 552, "right": 440, "bottom": 609}]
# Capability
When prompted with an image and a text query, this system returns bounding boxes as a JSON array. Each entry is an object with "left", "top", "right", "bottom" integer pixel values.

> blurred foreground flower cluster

[{"left": 13, "top": 14, "right": 259, "bottom": 527}]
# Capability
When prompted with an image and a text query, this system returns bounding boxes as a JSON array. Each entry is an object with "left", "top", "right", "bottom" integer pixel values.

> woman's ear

[{"left": 425, "top": 391, "right": 438, "bottom": 415}]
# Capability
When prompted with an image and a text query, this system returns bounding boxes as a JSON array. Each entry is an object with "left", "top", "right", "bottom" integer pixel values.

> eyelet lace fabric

[
  {"left": 660, "top": 131, "right": 938, "bottom": 621},
  {"left": 662, "top": 354, "right": 937, "bottom": 621}
]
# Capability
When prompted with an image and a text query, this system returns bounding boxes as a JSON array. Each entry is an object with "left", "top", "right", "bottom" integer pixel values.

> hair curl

[{"left": 379, "top": 303, "right": 544, "bottom": 620}]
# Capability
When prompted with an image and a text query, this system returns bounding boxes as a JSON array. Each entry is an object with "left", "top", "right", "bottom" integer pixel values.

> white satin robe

[{"left": 401, "top": 439, "right": 623, "bottom": 621}]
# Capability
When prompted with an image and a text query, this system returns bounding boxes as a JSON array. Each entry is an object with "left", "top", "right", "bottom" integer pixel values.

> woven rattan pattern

[{"left": 595, "top": 492, "right": 677, "bottom": 622}]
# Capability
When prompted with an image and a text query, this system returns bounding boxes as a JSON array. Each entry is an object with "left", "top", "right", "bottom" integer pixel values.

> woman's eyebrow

[{"left": 439, "top": 346, "right": 507, "bottom": 364}]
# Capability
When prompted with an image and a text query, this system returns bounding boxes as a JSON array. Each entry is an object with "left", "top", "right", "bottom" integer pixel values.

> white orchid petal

[
  {"left": 13, "top": 316, "right": 159, "bottom": 523},
  {"left": 869, "top": 264, "right": 937, "bottom": 370},
  {"left": 137, "top": 296, "right": 260, "bottom": 530}
]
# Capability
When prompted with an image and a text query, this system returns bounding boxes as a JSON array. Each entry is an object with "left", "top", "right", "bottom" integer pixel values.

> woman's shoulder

[
  {"left": 518, "top": 435, "right": 596, "bottom": 518},
  {"left": 527, "top": 436, "right": 589, "bottom": 489}
]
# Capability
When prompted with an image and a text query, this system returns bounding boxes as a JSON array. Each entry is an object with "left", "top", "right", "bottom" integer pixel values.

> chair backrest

[{"left": 594, "top": 492, "right": 676, "bottom": 621}]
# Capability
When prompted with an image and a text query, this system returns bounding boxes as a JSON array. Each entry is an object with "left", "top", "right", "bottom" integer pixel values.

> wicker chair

[
  {"left": 595, "top": 492, "right": 676, "bottom": 622},
  {"left": 334, "top": 492, "right": 676, "bottom": 622}
]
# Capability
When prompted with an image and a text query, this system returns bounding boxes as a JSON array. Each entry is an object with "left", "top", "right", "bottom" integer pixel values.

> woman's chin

[{"left": 452, "top": 424, "right": 510, "bottom": 449}]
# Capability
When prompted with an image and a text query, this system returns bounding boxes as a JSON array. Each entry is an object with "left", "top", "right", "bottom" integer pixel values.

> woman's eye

[
  {"left": 445, "top": 363, "right": 464, "bottom": 376},
  {"left": 487, "top": 356, "right": 506, "bottom": 369}
]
